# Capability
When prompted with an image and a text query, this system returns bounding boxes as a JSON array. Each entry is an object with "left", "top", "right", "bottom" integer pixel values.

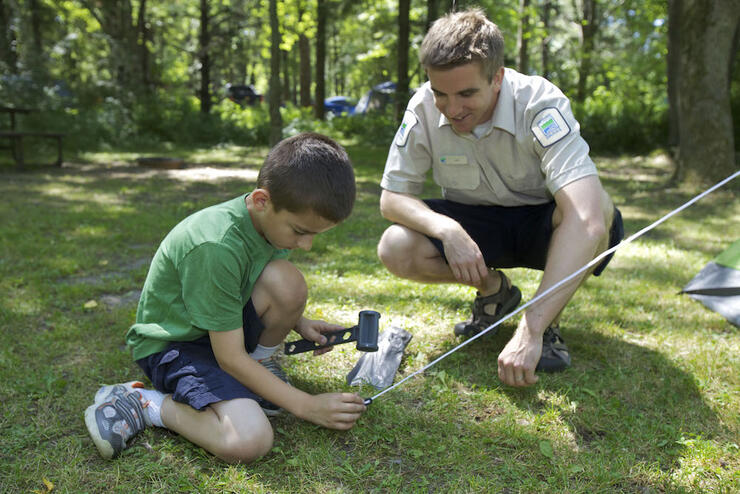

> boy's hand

[
  {"left": 299, "top": 393, "right": 367, "bottom": 430},
  {"left": 295, "top": 317, "right": 345, "bottom": 356}
]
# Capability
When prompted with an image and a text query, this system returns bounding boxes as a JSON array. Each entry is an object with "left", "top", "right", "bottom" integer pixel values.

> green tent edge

[{"left": 715, "top": 238, "right": 740, "bottom": 270}]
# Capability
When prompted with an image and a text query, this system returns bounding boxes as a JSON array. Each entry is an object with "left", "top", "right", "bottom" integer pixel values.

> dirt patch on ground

[
  {"left": 100, "top": 289, "right": 141, "bottom": 308},
  {"left": 59, "top": 257, "right": 151, "bottom": 286}
]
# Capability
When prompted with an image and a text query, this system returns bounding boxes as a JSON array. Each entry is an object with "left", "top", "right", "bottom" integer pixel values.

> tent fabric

[
  {"left": 714, "top": 238, "right": 740, "bottom": 270},
  {"left": 682, "top": 239, "right": 740, "bottom": 327}
]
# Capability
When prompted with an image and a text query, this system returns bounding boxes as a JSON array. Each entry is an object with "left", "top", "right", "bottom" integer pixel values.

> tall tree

[
  {"left": 0, "top": 0, "right": 19, "bottom": 73},
  {"left": 137, "top": 0, "right": 152, "bottom": 91},
  {"left": 313, "top": 0, "right": 327, "bottom": 119},
  {"left": 198, "top": 0, "right": 212, "bottom": 113},
  {"left": 540, "top": 0, "right": 551, "bottom": 80},
  {"left": 669, "top": 0, "right": 739, "bottom": 184},
  {"left": 426, "top": 0, "right": 439, "bottom": 33},
  {"left": 269, "top": 0, "right": 283, "bottom": 145},
  {"left": 517, "top": 0, "right": 530, "bottom": 74},
  {"left": 28, "top": 0, "right": 45, "bottom": 77},
  {"left": 575, "top": 0, "right": 598, "bottom": 102},
  {"left": 666, "top": 0, "right": 680, "bottom": 150},
  {"left": 396, "top": 0, "right": 411, "bottom": 123},
  {"left": 79, "top": 0, "right": 145, "bottom": 96},
  {"left": 297, "top": 0, "right": 312, "bottom": 107}
]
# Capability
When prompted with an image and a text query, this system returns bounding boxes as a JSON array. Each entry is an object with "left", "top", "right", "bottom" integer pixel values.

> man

[{"left": 377, "top": 9, "right": 623, "bottom": 388}]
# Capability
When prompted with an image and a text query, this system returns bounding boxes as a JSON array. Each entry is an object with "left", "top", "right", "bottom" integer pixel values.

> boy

[{"left": 85, "top": 132, "right": 367, "bottom": 463}]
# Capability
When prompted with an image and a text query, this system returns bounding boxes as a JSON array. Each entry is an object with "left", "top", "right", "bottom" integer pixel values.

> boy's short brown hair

[
  {"left": 419, "top": 8, "right": 504, "bottom": 82},
  {"left": 257, "top": 132, "right": 355, "bottom": 223}
]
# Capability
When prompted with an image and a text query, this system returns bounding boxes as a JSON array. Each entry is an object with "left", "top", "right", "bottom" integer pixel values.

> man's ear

[
  {"left": 251, "top": 188, "right": 271, "bottom": 211},
  {"left": 493, "top": 66, "right": 505, "bottom": 89}
]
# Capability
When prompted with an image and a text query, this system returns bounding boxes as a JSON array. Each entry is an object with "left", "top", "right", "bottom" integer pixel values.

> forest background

[{"left": 0, "top": 0, "right": 738, "bottom": 183}]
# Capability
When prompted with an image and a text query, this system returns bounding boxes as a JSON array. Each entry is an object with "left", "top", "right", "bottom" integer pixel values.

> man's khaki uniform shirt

[{"left": 381, "top": 68, "right": 598, "bottom": 206}]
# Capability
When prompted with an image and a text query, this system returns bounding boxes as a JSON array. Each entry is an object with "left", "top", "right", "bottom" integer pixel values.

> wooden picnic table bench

[{"left": 0, "top": 106, "right": 65, "bottom": 168}]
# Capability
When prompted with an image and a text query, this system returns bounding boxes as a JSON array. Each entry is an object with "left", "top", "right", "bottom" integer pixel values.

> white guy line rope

[{"left": 369, "top": 169, "right": 740, "bottom": 403}]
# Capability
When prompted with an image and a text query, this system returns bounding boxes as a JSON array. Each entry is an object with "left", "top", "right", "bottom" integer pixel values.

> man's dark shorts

[
  {"left": 424, "top": 199, "right": 624, "bottom": 276},
  {"left": 136, "top": 300, "right": 265, "bottom": 410}
]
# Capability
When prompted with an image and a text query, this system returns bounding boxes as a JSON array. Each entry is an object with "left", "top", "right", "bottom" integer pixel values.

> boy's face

[
  {"left": 427, "top": 62, "right": 504, "bottom": 134},
  {"left": 250, "top": 191, "right": 336, "bottom": 251}
]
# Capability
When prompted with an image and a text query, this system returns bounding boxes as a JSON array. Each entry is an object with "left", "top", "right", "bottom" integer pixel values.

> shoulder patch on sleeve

[
  {"left": 531, "top": 107, "right": 570, "bottom": 148},
  {"left": 395, "top": 111, "right": 418, "bottom": 147}
]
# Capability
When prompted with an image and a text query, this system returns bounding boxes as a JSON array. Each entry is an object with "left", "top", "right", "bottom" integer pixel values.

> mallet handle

[{"left": 284, "top": 326, "right": 360, "bottom": 355}]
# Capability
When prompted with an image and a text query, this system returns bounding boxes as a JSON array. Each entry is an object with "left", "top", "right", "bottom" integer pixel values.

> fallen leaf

[
  {"left": 83, "top": 300, "right": 98, "bottom": 309},
  {"left": 43, "top": 478, "right": 54, "bottom": 491},
  {"left": 539, "top": 440, "right": 554, "bottom": 459}
]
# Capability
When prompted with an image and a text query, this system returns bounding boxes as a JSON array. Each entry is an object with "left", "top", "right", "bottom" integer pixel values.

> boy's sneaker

[
  {"left": 454, "top": 270, "right": 522, "bottom": 337},
  {"left": 84, "top": 381, "right": 149, "bottom": 459},
  {"left": 536, "top": 326, "right": 571, "bottom": 373},
  {"left": 257, "top": 355, "right": 290, "bottom": 416}
]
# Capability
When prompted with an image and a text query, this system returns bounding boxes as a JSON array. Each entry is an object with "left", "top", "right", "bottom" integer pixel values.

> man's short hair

[
  {"left": 257, "top": 132, "right": 355, "bottom": 223},
  {"left": 419, "top": 8, "right": 504, "bottom": 82}
]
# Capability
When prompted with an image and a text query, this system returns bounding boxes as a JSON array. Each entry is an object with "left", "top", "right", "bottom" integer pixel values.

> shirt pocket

[
  {"left": 432, "top": 154, "right": 480, "bottom": 190},
  {"left": 500, "top": 165, "right": 546, "bottom": 193}
]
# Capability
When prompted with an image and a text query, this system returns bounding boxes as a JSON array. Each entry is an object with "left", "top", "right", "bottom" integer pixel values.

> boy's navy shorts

[
  {"left": 136, "top": 300, "right": 266, "bottom": 410},
  {"left": 423, "top": 199, "right": 623, "bottom": 276}
]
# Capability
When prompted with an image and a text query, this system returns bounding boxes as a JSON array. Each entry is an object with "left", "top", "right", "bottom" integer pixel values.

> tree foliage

[{"left": 0, "top": 0, "right": 736, "bottom": 172}]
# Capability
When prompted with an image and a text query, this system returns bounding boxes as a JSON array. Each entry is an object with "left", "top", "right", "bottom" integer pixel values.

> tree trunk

[
  {"left": 269, "top": 0, "right": 283, "bottom": 145},
  {"left": 291, "top": 47, "right": 299, "bottom": 106},
  {"left": 541, "top": 0, "right": 551, "bottom": 79},
  {"left": 137, "top": 0, "right": 152, "bottom": 92},
  {"left": 298, "top": 0, "right": 311, "bottom": 107},
  {"left": 667, "top": 0, "right": 681, "bottom": 150},
  {"left": 517, "top": 0, "right": 530, "bottom": 74},
  {"left": 397, "top": 0, "right": 411, "bottom": 123},
  {"left": 299, "top": 33, "right": 311, "bottom": 107},
  {"left": 426, "top": 0, "right": 439, "bottom": 33},
  {"left": 282, "top": 49, "right": 291, "bottom": 104},
  {"left": 198, "top": 0, "right": 211, "bottom": 114},
  {"left": 576, "top": 0, "right": 598, "bottom": 102},
  {"left": 0, "top": 1, "right": 19, "bottom": 73},
  {"left": 672, "top": 0, "right": 739, "bottom": 184},
  {"left": 28, "top": 0, "right": 45, "bottom": 78},
  {"left": 313, "top": 0, "right": 327, "bottom": 120},
  {"left": 80, "top": 0, "right": 142, "bottom": 100}
]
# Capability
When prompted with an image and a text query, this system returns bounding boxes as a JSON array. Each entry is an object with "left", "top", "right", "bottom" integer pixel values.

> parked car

[
  {"left": 324, "top": 96, "right": 356, "bottom": 116},
  {"left": 225, "top": 84, "right": 263, "bottom": 106},
  {"left": 354, "top": 81, "right": 415, "bottom": 115}
]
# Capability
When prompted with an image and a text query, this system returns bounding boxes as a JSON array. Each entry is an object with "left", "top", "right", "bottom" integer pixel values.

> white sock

[
  {"left": 137, "top": 388, "right": 165, "bottom": 428},
  {"left": 249, "top": 343, "right": 279, "bottom": 361}
]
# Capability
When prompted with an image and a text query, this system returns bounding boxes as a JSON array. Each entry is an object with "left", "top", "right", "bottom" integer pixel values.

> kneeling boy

[{"left": 85, "top": 133, "right": 366, "bottom": 463}]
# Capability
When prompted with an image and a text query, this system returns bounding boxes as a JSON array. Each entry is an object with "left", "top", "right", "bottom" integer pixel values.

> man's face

[
  {"left": 427, "top": 62, "right": 503, "bottom": 134},
  {"left": 258, "top": 202, "right": 336, "bottom": 251}
]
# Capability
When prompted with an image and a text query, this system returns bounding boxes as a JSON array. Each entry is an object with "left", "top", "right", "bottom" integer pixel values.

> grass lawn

[{"left": 0, "top": 145, "right": 738, "bottom": 493}]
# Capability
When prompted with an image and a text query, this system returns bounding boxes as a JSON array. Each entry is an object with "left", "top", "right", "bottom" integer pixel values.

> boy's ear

[{"left": 251, "top": 188, "right": 271, "bottom": 211}]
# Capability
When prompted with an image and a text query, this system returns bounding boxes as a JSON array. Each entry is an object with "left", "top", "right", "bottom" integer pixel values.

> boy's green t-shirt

[{"left": 125, "top": 194, "right": 289, "bottom": 361}]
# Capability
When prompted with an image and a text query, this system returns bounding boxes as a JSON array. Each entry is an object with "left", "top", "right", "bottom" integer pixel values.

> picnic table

[{"left": 0, "top": 106, "right": 65, "bottom": 168}]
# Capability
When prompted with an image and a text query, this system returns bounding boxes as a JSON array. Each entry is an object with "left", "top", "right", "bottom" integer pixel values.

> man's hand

[
  {"left": 440, "top": 224, "right": 489, "bottom": 286},
  {"left": 298, "top": 393, "right": 367, "bottom": 430},
  {"left": 294, "top": 317, "right": 344, "bottom": 356},
  {"left": 497, "top": 325, "right": 543, "bottom": 387}
]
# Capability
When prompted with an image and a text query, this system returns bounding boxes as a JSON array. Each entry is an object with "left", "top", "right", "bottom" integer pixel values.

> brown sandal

[{"left": 453, "top": 270, "right": 522, "bottom": 337}]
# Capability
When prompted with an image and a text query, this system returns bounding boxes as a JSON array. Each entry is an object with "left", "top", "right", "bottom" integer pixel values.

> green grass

[{"left": 0, "top": 147, "right": 738, "bottom": 493}]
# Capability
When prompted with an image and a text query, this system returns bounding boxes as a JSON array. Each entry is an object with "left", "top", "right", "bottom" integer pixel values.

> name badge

[{"left": 439, "top": 155, "right": 468, "bottom": 165}]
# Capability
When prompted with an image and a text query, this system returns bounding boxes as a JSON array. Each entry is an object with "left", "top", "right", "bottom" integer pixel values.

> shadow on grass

[{"left": 385, "top": 324, "right": 726, "bottom": 491}]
